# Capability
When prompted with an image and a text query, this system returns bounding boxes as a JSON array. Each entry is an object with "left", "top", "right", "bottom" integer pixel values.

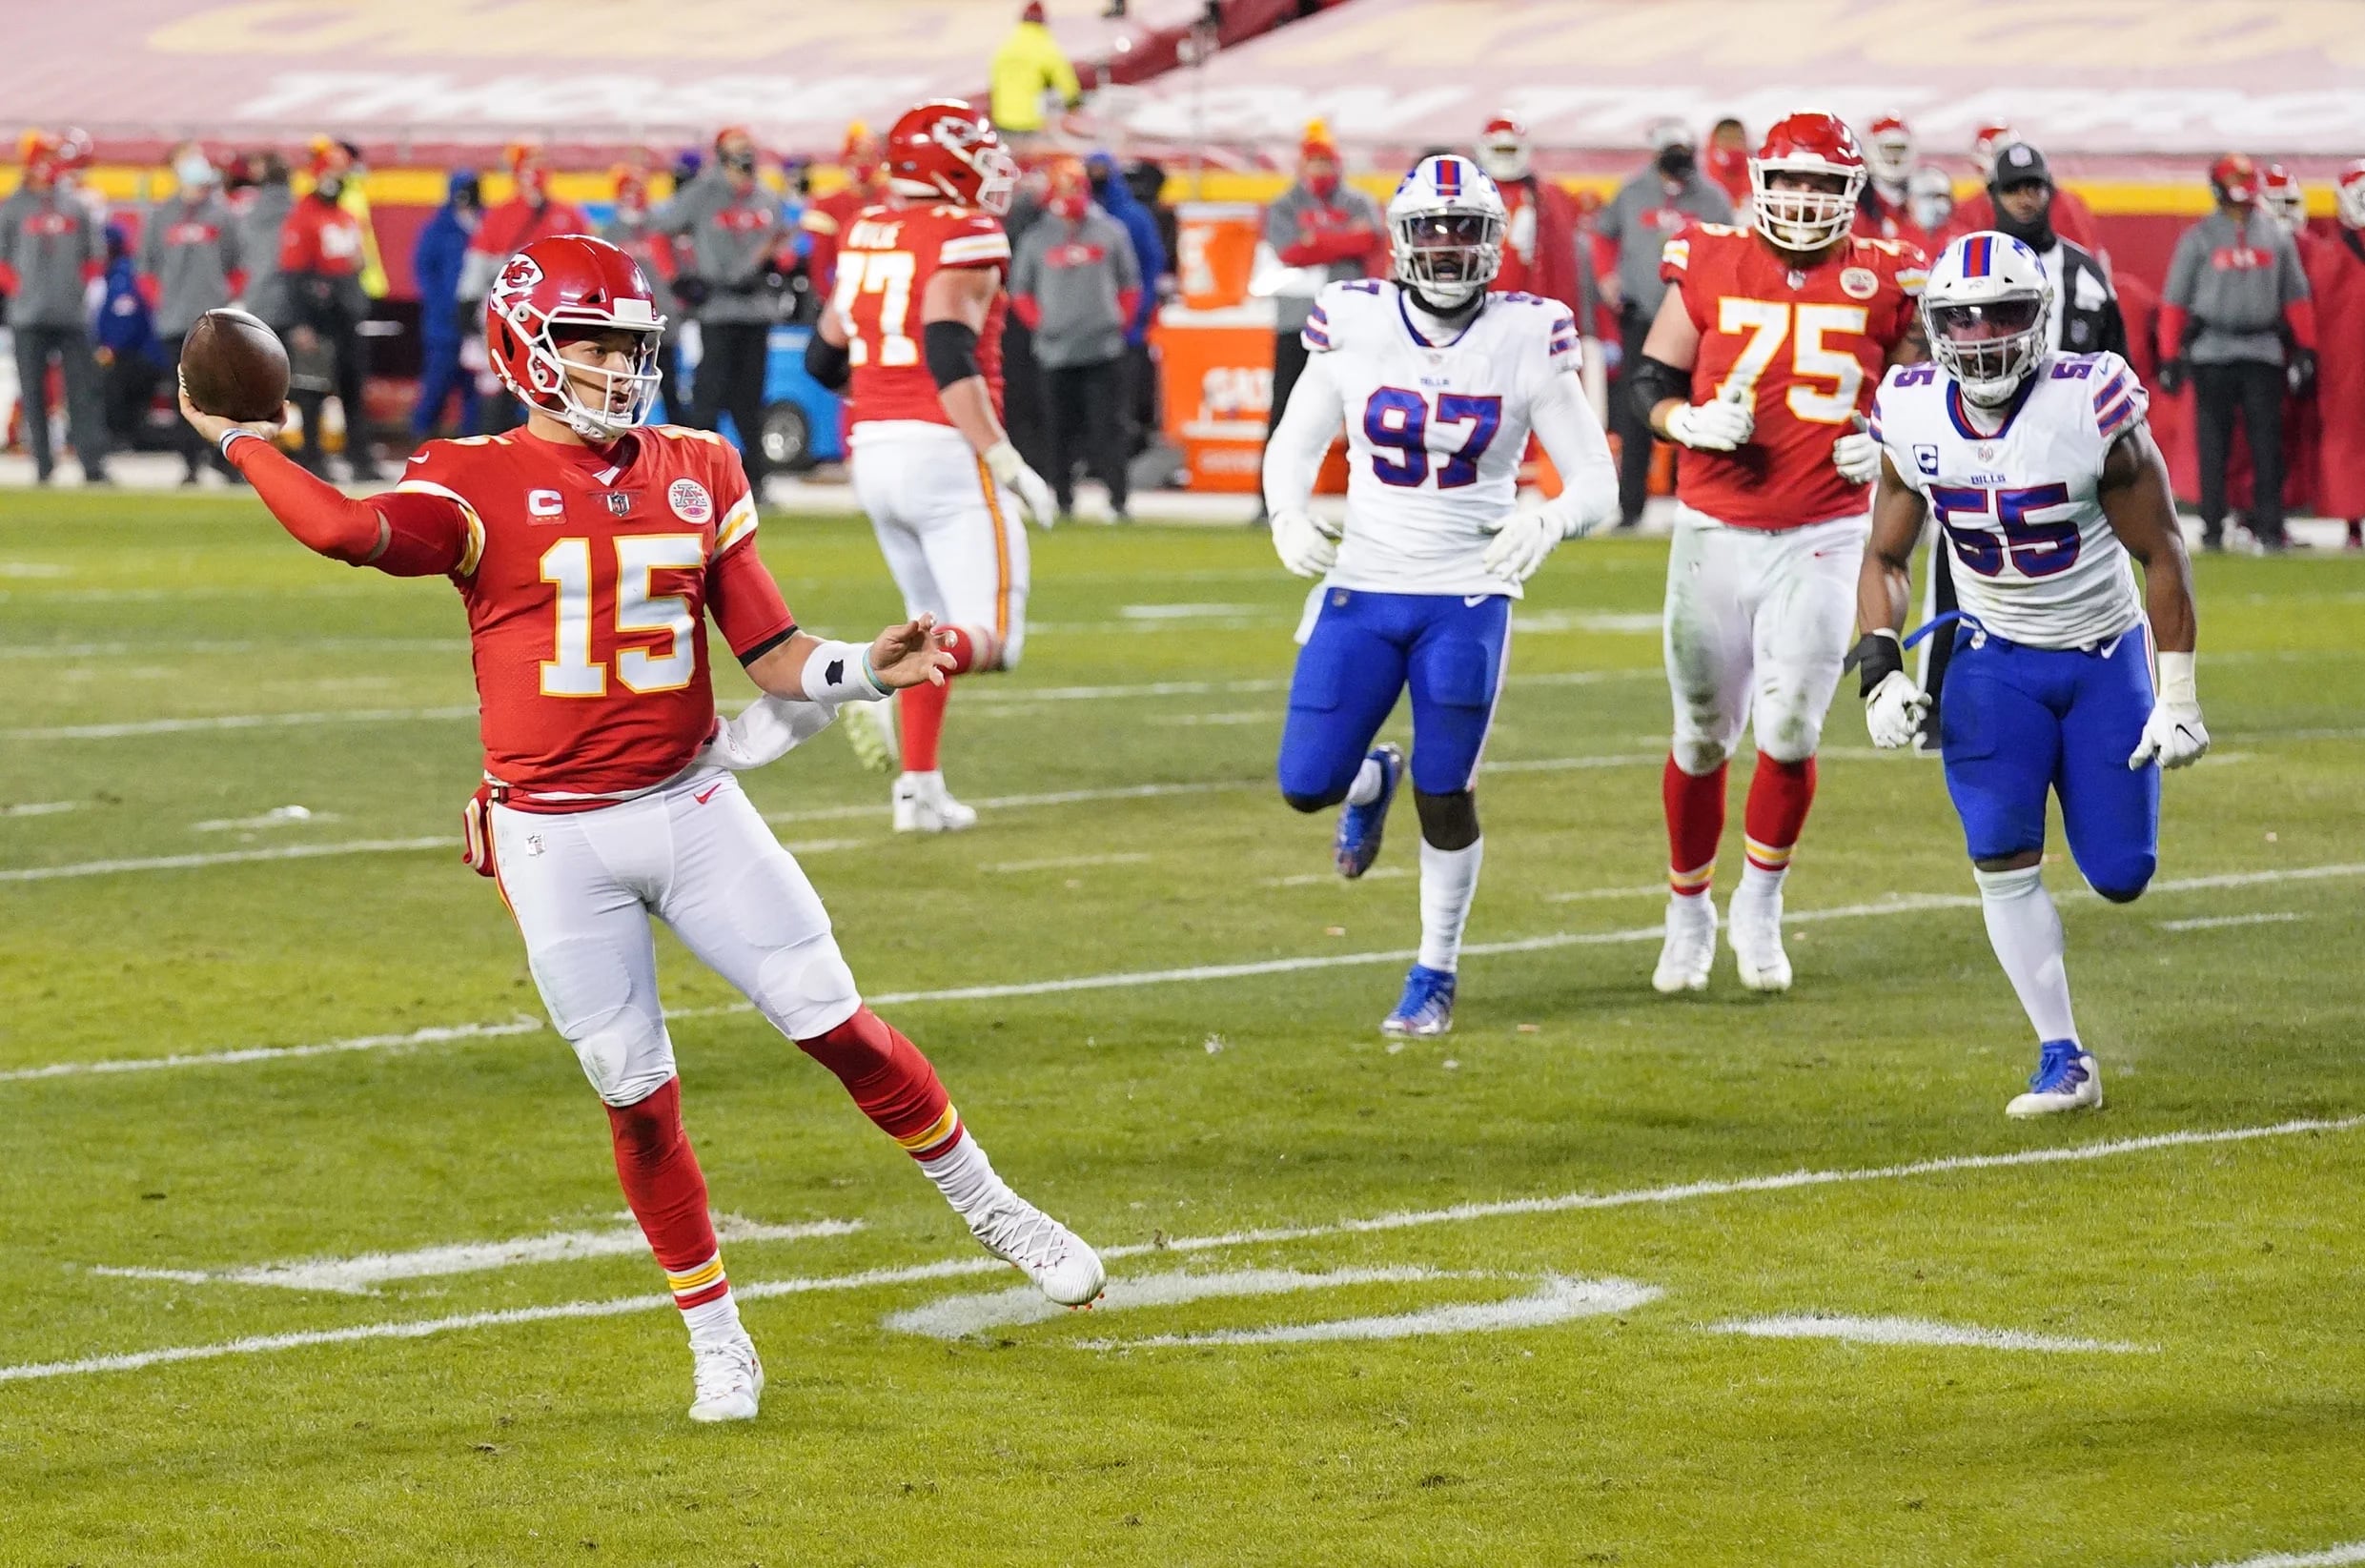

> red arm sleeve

[
  {"left": 1280, "top": 229, "right": 1375, "bottom": 267},
  {"left": 2158, "top": 304, "right": 2192, "bottom": 357},
  {"left": 1010, "top": 293, "right": 1043, "bottom": 330},
  {"left": 2285, "top": 296, "right": 2319, "bottom": 352},
  {"left": 224, "top": 436, "right": 469, "bottom": 576},
  {"left": 1115, "top": 287, "right": 1140, "bottom": 326},
  {"left": 707, "top": 539, "right": 799, "bottom": 662},
  {"left": 277, "top": 211, "right": 315, "bottom": 274}
]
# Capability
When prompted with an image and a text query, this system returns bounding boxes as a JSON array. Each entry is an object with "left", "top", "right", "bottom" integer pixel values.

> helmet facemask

[
  {"left": 1752, "top": 165, "right": 1864, "bottom": 253},
  {"left": 1927, "top": 294, "right": 2049, "bottom": 407},
  {"left": 498, "top": 300, "right": 665, "bottom": 441},
  {"left": 1393, "top": 210, "right": 1503, "bottom": 310}
]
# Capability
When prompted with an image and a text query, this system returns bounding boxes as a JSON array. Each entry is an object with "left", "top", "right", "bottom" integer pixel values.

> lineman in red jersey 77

[
  {"left": 1627, "top": 111, "right": 1928, "bottom": 996},
  {"left": 805, "top": 99, "right": 1059, "bottom": 833},
  {"left": 180, "top": 233, "right": 1103, "bottom": 1426}
]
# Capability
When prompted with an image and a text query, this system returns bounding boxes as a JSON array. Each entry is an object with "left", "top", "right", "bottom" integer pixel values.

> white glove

[
  {"left": 1271, "top": 508, "right": 1341, "bottom": 579},
  {"left": 1481, "top": 509, "right": 1561, "bottom": 584},
  {"left": 1864, "top": 670, "right": 1929, "bottom": 749},
  {"left": 1663, "top": 382, "right": 1754, "bottom": 452},
  {"left": 700, "top": 695, "right": 840, "bottom": 771},
  {"left": 984, "top": 439, "right": 1058, "bottom": 529},
  {"left": 2130, "top": 651, "right": 2209, "bottom": 769},
  {"left": 1832, "top": 427, "right": 1882, "bottom": 485}
]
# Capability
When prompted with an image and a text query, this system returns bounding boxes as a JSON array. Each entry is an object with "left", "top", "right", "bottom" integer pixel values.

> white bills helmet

[
  {"left": 1924, "top": 232, "right": 2054, "bottom": 407},
  {"left": 1388, "top": 153, "right": 1506, "bottom": 309}
]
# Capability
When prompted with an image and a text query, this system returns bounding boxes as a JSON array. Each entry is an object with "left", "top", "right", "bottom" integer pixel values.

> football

[{"left": 179, "top": 307, "right": 290, "bottom": 423}]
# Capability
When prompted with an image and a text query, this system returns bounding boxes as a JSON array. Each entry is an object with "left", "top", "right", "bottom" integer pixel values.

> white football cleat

[
  {"left": 1726, "top": 883, "right": 1793, "bottom": 992},
  {"left": 892, "top": 772, "right": 978, "bottom": 833},
  {"left": 1652, "top": 893, "right": 1717, "bottom": 993},
  {"left": 968, "top": 1193, "right": 1106, "bottom": 1307},
  {"left": 844, "top": 697, "right": 899, "bottom": 774},
  {"left": 2006, "top": 1040, "right": 2104, "bottom": 1118},
  {"left": 687, "top": 1335, "right": 765, "bottom": 1423}
]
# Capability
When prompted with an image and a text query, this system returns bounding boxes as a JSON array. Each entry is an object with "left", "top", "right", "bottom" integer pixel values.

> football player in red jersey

[
  {"left": 180, "top": 233, "right": 1103, "bottom": 1425},
  {"left": 1628, "top": 111, "right": 1929, "bottom": 995},
  {"left": 805, "top": 98, "right": 1058, "bottom": 832}
]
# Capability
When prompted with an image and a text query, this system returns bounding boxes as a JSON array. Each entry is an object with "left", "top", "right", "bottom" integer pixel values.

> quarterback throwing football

[
  {"left": 1262, "top": 155, "right": 1619, "bottom": 1036},
  {"left": 1632, "top": 111, "right": 1929, "bottom": 995},
  {"left": 1858, "top": 232, "right": 2205, "bottom": 1115},
  {"left": 182, "top": 234, "right": 1101, "bottom": 1425}
]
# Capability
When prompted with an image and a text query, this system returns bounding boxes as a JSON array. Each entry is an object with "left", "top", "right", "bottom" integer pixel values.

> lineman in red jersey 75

[
  {"left": 1627, "top": 111, "right": 1928, "bottom": 996},
  {"left": 180, "top": 233, "right": 1102, "bottom": 1427},
  {"left": 805, "top": 99, "right": 1059, "bottom": 834}
]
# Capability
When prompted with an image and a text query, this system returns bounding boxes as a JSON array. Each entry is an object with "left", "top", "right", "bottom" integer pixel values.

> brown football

[{"left": 180, "top": 307, "right": 290, "bottom": 423}]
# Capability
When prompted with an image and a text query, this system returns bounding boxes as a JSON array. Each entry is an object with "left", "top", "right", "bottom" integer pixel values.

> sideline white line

[
  {"left": 13, "top": 862, "right": 2364, "bottom": 1081},
  {"left": 6, "top": 706, "right": 477, "bottom": 742},
  {"left": 1705, "top": 1313, "right": 2151, "bottom": 1354},
  {"left": 2184, "top": 1545, "right": 2365, "bottom": 1568},
  {"left": 1, "top": 801, "right": 82, "bottom": 819},
  {"left": 92, "top": 1214, "right": 862, "bottom": 1294},
  {"left": 2157, "top": 911, "right": 2306, "bottom": 932},
  {"left": 0, "top": 838, "right": 448, "bottom": 883},
  {"left": 884, "top": 1265, "right": 1457, "bottom": 1340},
  {"left": 1079, "top": 1274, "right": 1659, "bottom": 1349},
  {"left": 0, "top": 1112, "right": 2353, "bottom": 1385}
]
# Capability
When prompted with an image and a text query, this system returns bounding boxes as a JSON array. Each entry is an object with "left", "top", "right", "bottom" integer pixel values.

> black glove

[
  {"left": 2288, "top": 347, "right": 2317, "bottom": 396},
  {"left": 671, "top": 274, "right": 710, "bottom": 310},
  {"left": 2156, "top": 356, "right": 2190, "bottom": 396}
]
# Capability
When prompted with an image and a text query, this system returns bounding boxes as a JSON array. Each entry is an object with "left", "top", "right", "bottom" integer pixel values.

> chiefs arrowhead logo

[{"left": 494, "top": 254, "right": 543, "bottom": 303}]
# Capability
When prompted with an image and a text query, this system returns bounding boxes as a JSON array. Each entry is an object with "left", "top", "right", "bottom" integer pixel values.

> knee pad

[
  {"left": 1670, "top": 732, "right": 1731, "bottom": 778},
  {"left": 1752, "top": 685, "right": 1826, "bottom": 764},
  {"left": 530, "top": 937, "right": 673, "bottom": 1106},
  {"left": 753, "top": 932, "right": 863, "bottom": 1040},
  {"left": 2087, "top": 857, "right": 2155, "bottom": 905},
  {"left": 1413, "top": 788, "right": 1480, "bottom": 851}
]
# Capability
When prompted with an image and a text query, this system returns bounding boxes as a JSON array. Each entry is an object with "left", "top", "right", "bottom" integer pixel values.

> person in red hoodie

[
  {"left": 2311, "top": 161, "right": 2365, "bottom": 548},
  {"left": 798, "top": 120, "right": 887, "bottom": 297},
  {"left": 278, "top": 141, "right": 379, "bottom": 479},
  {"left": 460, "top": 145, "right": 590, "bottom": 428}
]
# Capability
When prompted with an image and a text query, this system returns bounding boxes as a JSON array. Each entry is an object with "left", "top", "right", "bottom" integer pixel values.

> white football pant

[
  {"left": 850, "top": 420, "right": 1030, "bottom": 668},
  {"left": 1662, "top": 504, "right": 1867, "bottom": 775},
  {"left": 490, "top": 769, "right": 862, "bottom": 1108}
]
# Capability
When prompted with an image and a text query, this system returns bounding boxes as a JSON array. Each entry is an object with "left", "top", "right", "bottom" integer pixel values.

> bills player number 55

[{"left": 540, "top": 535, "right": 706, "bottom": 698}]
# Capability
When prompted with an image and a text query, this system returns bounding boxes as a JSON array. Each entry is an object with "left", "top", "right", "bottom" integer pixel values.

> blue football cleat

[
  {"left": 2005, "top": 1039, "right": 2103, "bottom": 1118},
  {"left": 1382, "top": 964, "right": 1457, "bottom": 1037},
  {"left": 1333, "top": 743, "right": 1404, "bottom": 879}
]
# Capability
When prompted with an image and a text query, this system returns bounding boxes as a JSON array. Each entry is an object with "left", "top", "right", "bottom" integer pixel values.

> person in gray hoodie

[
  {"left": 144, "top": 144, "right": 244, "bottom": 481},
  {"left": 656, "top": 128, "right": 791, "bottom": 491},
  {"left": 2, "top": 134, "right": 111, "bottom": 483},
  {"left": 1009, "top": 158, "right": 1140, "bottom": 519},
  {"left": 227, "top": 152, "right": 296, "bottom": 336}
]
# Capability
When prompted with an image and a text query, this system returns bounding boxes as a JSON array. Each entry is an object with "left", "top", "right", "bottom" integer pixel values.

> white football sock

[
  {"left": 1417, "top": 836, "right": 1484, "bottom": 972},
  {"left": 681, "top": 1291, "right": 745, "bottom": 1350},
  {"left": 1345, "top": 756, "right": 1385, "bottom": 807},
  {"left": 1973, "top": 865, "right": 2079, "bottom": 1046},
  {"left": 918, "top": 1130, "right": 1007, "bottom": 1222},
  {"left": 1738, "top": 860, "right": 1787, "bottom": 903}
]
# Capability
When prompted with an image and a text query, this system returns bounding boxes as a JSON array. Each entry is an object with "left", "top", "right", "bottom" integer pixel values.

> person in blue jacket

[
  {"left": 410, "top": 170, "right": 481, "bottom": 441},
  {"left": 92, "top": 223, "right": 164, "bottom": 455},
  {"left": 1086, "top": 150, "right": 1169, "bottom": 458}
]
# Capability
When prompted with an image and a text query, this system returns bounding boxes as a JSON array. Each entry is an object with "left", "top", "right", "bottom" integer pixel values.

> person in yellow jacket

[{"left": 989, "top": 2, "right": 1082, "bottom": 140}]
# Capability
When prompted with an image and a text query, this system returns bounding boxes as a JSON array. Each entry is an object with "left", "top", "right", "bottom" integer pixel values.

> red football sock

[
  {"left": 899, "top": 678, "right": 948, "bottom": 774},
  {"left": 939, "top": 623, "right": 989, "bottom": 675},
  {"left": 1743, "top": 754, "right": 1817, "bottom": 874},
  {"left": 1662, "top": 755, "right": 1727, "bottom": 896},
  {"left": 797, "top": 1006, "right": 962, "bottom": 1160},
  {"left": 604, "top": 1078, "right": 728, "bottom": 1308}
]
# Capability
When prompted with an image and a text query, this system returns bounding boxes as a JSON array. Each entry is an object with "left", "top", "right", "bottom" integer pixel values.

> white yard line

[
  {"left": 0, "top": 838, "right": 449, "bottom": 883},
  {"left": 0, "top": 1017, "right": 546, "bottom": 1084},
  {"left": 1704, "top": 1313, "right": 2151, "bottom": 1354},
  {"left": 2157, "top": 911, "right": 2307, "bottom": 932},
  {"left": 984, "top": 852, "right": 1154, "bottom": 874},
  {"left": 885, "top": 1265, "right": 1458, "bottom": 1340},
  {"left": 2186, "top": 1545, "right": 2365, "bottom": 1568},
  {"left": 6, "top": 706, "right": 477, "bottom": 742},
  {"left": 1077, "top": 1274, "right": 1660, "bottom": 1349},
  {"left": 1, "top": 801, "right": 82, "bottom": 819},
  {"left": 92, "top": 1215, "right": 862, "bottom": 1295},
  {"left": 1263, "top": 866, "right": 1410, "bottom": 887},
  {"left": 1546, "top": 885, "right": 1667, "bottom": 903},
  {"left": 0, "top": 1112, "right": 2354, "bottom": 1385},
  {"left": 11, "top": 862, "right": 2363, "bottom": 1082}
]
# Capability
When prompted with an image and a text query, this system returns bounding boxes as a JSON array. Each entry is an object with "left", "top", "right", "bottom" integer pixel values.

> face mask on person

[
  {"left": 173, "top": 153, "right": 214, "bottom": 191},
  {"left": 1657, "top": 146, "right": 1696, "bottom": 182},
  {"left": 1990, "top": 184, "right": 2056, "bottom": 252},
  {"left": 1305, "top": 164, "right": 1340, "bottom": 200},
  {"left": 315, "top": 173, "right": 344, "bottom": 201},
  {"left": 1050, "top": 192, "right": 1088, "bottom": 221},
  {"left": 721, "top": 150, "right": 756, "bottom": 178}
]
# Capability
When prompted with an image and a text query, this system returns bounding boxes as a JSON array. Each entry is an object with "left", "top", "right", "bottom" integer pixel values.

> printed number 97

[{"left": 1362, "top": 389, "right": 1502, "bottom": 488}]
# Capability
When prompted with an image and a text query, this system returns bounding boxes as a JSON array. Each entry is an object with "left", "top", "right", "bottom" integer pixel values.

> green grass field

[{"left": 2, "top": 491, "right": 2360, "bottom": 1567}]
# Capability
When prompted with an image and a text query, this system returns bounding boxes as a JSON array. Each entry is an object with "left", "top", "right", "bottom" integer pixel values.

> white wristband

[
  {"left": 2155, "top": 649, "right": 2197, "bottom": 706},
  {"left": 219, "top": 428, "right": 265, "bottom": 458},
  {"left": 801, "top": 640, "right": 888, "bottom": 703}
]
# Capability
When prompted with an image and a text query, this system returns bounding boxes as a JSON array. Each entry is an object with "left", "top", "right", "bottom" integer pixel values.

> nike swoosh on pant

[{"left": 694, "top": 784, "right": 723, "bottom": 804}]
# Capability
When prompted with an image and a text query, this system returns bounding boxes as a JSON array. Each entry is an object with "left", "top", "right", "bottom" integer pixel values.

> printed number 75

[
  {"left": 1715, "top": 299, "right": 1867, "bottom": 424},
  {"left": 1362, "top": 389, "right": 1503, "bottom": 488}
]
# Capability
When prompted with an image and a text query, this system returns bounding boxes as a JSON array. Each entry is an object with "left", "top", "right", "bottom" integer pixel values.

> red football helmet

[
  {"left": 884, "top": 98, "right": 1017, "bottom": 214},
  {"left": 1477, "top": 113, "right": 1531, "bottom": 183},
  {"left": 2337, "top": 159, "right": 2365, "bottom": 231},
  {"left": 2210, "top": 152, "right": 2258, "bottom": 207},
  {"left": 2260, "top": 161, "right": 2305, "bottom": 234},
  {"left": 1750, "top": 111, "right": 1866, "bottom": 253},
  {"left": 1863, "top": 112, "right": 1914, "bottom": 185},
  {"left": 485, "top": 234, "right": 666, "bottom": 440},
  {"left": 1971, "top": 122, "right": 2018, "bottom": 177}
]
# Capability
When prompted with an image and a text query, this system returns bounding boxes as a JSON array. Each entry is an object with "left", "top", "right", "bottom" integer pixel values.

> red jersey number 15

[{"left": 539, "top": 535, "right": 705, "bottom": 698}]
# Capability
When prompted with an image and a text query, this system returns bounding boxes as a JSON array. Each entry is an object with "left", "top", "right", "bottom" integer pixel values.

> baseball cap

[{"left": 1989, "top": 141, "right": 2052, "bottom": 189}]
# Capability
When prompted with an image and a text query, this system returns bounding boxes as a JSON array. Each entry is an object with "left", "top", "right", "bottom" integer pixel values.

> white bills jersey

[
  {"left": 1871, "top": 350, "right": 2147, "bottom": 649},
  {"left": 1305, "top": 279, "right": 1580, "bottom": 598}
]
